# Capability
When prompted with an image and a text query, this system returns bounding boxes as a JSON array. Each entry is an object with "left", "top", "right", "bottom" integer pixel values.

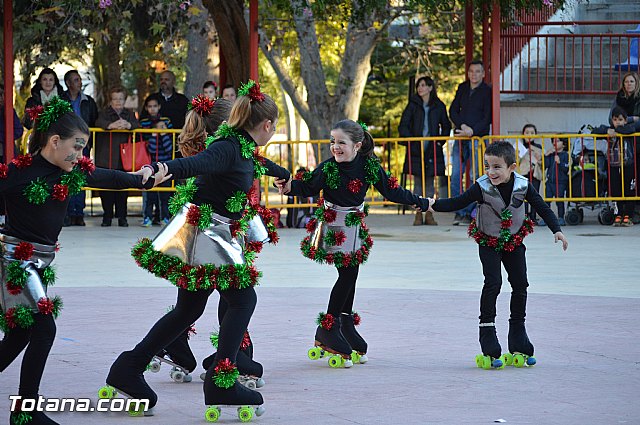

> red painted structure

[{"left": 3, "top": 0, "right": 14, "bottom": 161}]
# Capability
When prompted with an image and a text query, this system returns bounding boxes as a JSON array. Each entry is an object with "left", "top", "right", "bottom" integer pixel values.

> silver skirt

[
  {"left": 310, "top": 201, "right": 365, "bottom": 254},
  {"left": 151, "top": 203, "right": 269, "bottom": 267},
  {"left": 0, "top": 234, "right": 56, "bottom": 313}
]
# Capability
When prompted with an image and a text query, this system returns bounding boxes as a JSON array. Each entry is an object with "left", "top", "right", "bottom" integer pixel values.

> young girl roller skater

[
  {"left": 425, "top": 141, "right": 569, "bottom": 369},
  {"left": 276, "top": 120, "right": 429, "bottom": 367},
  {"left": 0, "top": 97, "right": 160, "bottom": 425},
  {"left": 104, "top": 81, "right": 290, "bottom": 420}
]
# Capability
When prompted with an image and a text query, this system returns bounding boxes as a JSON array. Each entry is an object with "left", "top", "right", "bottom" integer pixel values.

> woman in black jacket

[
  {"left": 22, "top": 68, "right": 65, "bottom": 130},
  {"left": 398, "top": 76, "right": 452, "bottom": 225}
]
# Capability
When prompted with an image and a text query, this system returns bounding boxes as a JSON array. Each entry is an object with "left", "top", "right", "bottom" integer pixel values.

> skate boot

[
  {"left": 150, "top": 326, "right": 197, "bottom": 382},
  {"left": 475, "top": 323, "right": 504, "bottom": 370},
  {"left": 308, "top": 313, "right": 353, "bottom": 368},
  {"left": 101, "top": 350, "right": 157, "bottom": 415},
  {"left": 501, "top": 319, "right": 536, "bottom": 367},
  {"left": 340, "top": 312, "right": 368, "bottom": 364},
  {"left": 201, "top": 349, "right": 265, "bottom": 389},
  {"left": 10, "top": 397, "right": 59, "bottom": 425},
  {"left": 203, "top": 358, "right": 265, "bottom": 422}
]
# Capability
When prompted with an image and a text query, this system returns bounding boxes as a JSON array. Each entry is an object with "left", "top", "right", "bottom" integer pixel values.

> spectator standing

[
  {"left": 60, "top": 70, "right": 99, "bottom": 226},
  {"left": 203, "top": 81, "right": 218, "bottom": 100},
  {"left": 222, "top": 84, "right": 237, "bottom": 102},
  {"left": 139, "top": 96, "right": 173, "bottom": 225},
  {"left": 516, "top": 124, "right": 543, "bottom": 221},
  {"left": 611, "top": 72, "right": 640, "bottom": 125},
  {"left": 142, "top": 120, "right": 173, "bottom": 227},
  {"left": 95, "top": 87, "right": 140, "bottom": 227},
  {"left": 398, "top": 76, "right": 451, "bottom": 225},
  {"left": 542, "top": 137, "right": 569, "bottom": 226},
  {"left": 22, "top": 68, "right": 64, "bottom": 130},
  {"left": 145, "top": 70, "right": 189, "bottom": 131},
  {"left": 449, "top": 60, "right": 492, "bottom": 225}
]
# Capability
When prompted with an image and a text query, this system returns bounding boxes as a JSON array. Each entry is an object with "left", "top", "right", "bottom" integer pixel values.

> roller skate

[
  {"left": 475, "top": 323, "right": 504, "bottom": 370},
  {"left": 150, "top": 326, "right": 197, "bottom": 382},
  {"left": 341, "top": 312, "right": 368, "bottom": 364},
  {"left": 500, "top": 319, "right": 537, "bottom": 367},
  {"left": 10, "top": 397, "right": 59, "bottom": 424},
  {"left": 102, "top": 350, "right": 157, "bottom": 416},
  {"left": 308, "top": 313, "right": 354, "bottom": 368},
  {"left": 201, "top": 330, "right": 265, "bottom": 388},
  {"left": 203, "top": 358, "right": 265, "bottom": 423}
]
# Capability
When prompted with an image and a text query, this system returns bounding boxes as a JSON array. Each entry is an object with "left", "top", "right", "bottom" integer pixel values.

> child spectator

[
  {"left": 203, "top": 81, "right": 217, "bottom": 100},
  {"left": 139, "top": 96, "right": 173, "bottom": 226},
  {"left": 222, "top": 84, "right": 237, "bottom": 102},
  {"left": 591, "top": 106, "right": 637, "bottom": 226},
  {"left": 517, "top": 124, "right": 543, "bottom": 221},
  {"left": 542, "top": 137, "right": 569, "bottom": 226}
]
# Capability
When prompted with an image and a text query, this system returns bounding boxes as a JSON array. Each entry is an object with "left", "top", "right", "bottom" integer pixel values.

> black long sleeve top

[
  {"left": 432, "top": 175, "right": 562, "bottom": 234},
  {"left": 1, "top": 154, "right": 151, "bottom": 245},
  {"left": 154, "top": 130, "right": 291, "bottom": 220},
  {"left": 288, "top": 154, "right": 427, "bottom": 208},
  {"left": 449, "top": 81, "right": 492, "bottom": 137}
]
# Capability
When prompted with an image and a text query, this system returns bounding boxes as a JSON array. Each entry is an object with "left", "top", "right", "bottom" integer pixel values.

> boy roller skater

[{"left": 426, "top": 141, "right": 568, "bottom": 368}]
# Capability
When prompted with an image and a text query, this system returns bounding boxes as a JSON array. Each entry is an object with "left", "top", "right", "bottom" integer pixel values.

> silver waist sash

[
  {"left": 0, "top": 234, "right": 56, "bottom": 312},
  {"left": 310, "top": 201, "right": 365, "bottom": 254},
  {"left": 151, "top": 203, "right": 268, "bottom": 267}
]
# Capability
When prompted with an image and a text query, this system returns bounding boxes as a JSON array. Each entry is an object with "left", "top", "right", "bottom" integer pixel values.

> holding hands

[
  {"left": 131, "top": 163, "right": 172, "bottom": 186},
  {"left": 414, "top": 197, "right": 435, "bottom": 213},
  {"left": 275, "top": 176, "right": 292, "bottom": 195}
]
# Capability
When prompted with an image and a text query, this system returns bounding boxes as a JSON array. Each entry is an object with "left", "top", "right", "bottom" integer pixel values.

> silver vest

[{"left": 476, "top": 173, "right": 528, "bottom": 237}]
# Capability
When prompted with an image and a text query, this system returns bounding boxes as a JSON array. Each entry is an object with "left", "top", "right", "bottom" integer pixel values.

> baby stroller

[{"left": 564, "top": 134, "right": 614, "bottom": 225}]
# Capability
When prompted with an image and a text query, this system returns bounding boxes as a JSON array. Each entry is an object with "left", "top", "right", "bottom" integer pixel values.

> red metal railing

[
  {"left": 500, "top": 7, "right": 557, "bottom": 72},
  {"left": 501, "top": 21, "right": 640, "bottom": 95}
]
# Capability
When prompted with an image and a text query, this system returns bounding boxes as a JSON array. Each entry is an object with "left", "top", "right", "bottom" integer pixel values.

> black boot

[
  {"left": 161, "top": 327, "right": 197, "bottom": 372},
  {"left": 475, "top": 323, "right": 504, "bottom": 369},
  {"left": 340, "top": 312, "right": 368, "bottom": 360},
  {"left": 105, "top": 350, "right": 158, "bottom": 410},
  {"left": 203, "top": 359, "right": 263, "bottom": 406},
  {"left": 202, "top": 349, "right": 264, "bottom": 388},
  {"left": 506, "top": 319, "right": 536, "bottom": 366},
  {"left": 314, "top": 313, "right": 352, "bottom": 357}
]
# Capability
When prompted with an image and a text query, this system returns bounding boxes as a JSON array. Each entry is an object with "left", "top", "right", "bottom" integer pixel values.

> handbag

[{"left": 120, "top": 135, "right": 151, "bottom": 171}]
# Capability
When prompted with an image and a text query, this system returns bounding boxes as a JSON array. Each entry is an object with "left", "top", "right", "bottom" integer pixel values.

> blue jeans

[
  {"left": 450, "top": 139, "right": 485, "bottom": 216},
  {"left": 67, "top": 192, "right": 86, "bottom": 217},
  {"left": 143, "top": 182, "right": 171, "bottom": 221}
]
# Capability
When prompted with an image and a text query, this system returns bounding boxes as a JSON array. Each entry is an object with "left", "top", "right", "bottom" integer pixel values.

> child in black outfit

[
  {"left": 426, "top": 141, "right": 568, "bottom": 368},
  {"left": 542, "top": 137, "right": 569, "bottom": 226},
  {"left": 591, "top": 106, "right": 638, "bottom": 227}
]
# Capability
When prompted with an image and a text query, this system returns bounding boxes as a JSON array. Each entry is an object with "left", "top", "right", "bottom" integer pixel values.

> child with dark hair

[
  {"left": 425, "top": 141, "right": 568, "bottom": 369},
  {"left": 203, "top": 81, "right": 218, "bottom": 100},
  {"left": 542, "top": 137, "right": 570, "bottom": 226},
  {"left": 591, "top": 106, "right": 638, "bottom": 226},
  {"left": 276, "top": 119, "right": 429, "bottom": 367},
  {"left": 0, "top": 97, "right": 162, "bottom": 424}
]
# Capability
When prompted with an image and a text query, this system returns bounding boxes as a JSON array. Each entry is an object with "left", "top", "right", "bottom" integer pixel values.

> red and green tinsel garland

[
  {"left": 467, "top": 209, "right": 535, "bottom": 252},
  {"left": 5, "top": 261, "right": 30, "bottom": 294},
  {"left": 10, "top": 411, "right": 32, "bottom": 425},
  {"left": 13, "top": 242, "right": 34, "bottom": 261},
  {"left": 0, "top": 296, "right": 63, "bottom": 333},
  {"left": 185, "top": 203, "right": 214, "bottom": 231},
  {"left": 0, "top": 163, "right": 8, "bottom": 179},
  {"left": 215, "top": 123, "right": 268, "bottom": 179},
  {"left": 20, "top": 159, "right": 92, "bottom": 205},
  {"left": 323, "top": 161, "right": 341, "bottom": 189},
  {"left": 240, "top": 330, "right": 252, "bottom": 350},
  {"left": 316, "top": 312, "right": 335, "bottom": 330},
  {"left": 209, "top": 331, "right": 219, "bottom": 348},
  {"left": 347, "top": 178, "right": 363, "bottom": 194},
  {"left": 12, "top": 154, "right": 33, "bottom": 169},
  {"left": 294, "top": 169, "right": 313, "bottom": 182},
  {"left": 213, "top": 358, "right": 239, "bottom": 389},
  {"left": 352, "top": 311, "right": 361, "bottom": 325},
  {"left": 386, "top": 171, "right": 399, "bottom": 189},
  {"left": 238, "top": 79, "right": 266, "bottom": 103},
  {"left": 321, "top": 157, "right": 381, "bottom": 191},
  {"left": 323, "top": 229, "right": 346, "bottom": 246},
  {"left": 168, "top": 177, "right": 198, "bottom": 216},
  {"left": 132, "top": 238, "right": 262, "bottom": 292},
  {"left": 363, "top": 157, "right": 381, "bottom": 185}
]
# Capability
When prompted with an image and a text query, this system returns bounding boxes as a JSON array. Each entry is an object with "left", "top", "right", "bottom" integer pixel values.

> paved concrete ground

[{"left": 1, "top": 208, "right": 639, "bottom": 424}]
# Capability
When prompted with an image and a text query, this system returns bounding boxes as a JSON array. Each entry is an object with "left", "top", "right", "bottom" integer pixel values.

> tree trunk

[
  {"left": 93, "top": 31, "right": 122, "bottom": 108},
  {"left": 203, "top": 0, "right": 249, "bottom": 86},
  {"left": 185, "top": 0, "right": 219, "bottom": 98}
]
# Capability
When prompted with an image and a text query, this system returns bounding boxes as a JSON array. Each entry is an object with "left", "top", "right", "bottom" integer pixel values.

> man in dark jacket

[
  {"left": 61, "top": 70, "right": 99, "bottom": 226},
  {"left": 398, "top": 76, "right": 451, "bottom": 225},
  {"left": 144, "top": 70, "right": 188, "bottom": 131},
  {"left": 449, "top": 60, "right": 492, "bottom": 225}
]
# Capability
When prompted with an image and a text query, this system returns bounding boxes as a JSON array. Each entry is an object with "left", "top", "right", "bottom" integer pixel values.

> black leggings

[
  {"left": 478, "top": 245, "right": 529, "bottom": 323},
  {"left": 135, "top": 286, "right": 256, "bottom": 363},
  {"left": 326, "top": 265, "right": 359, "bottom": 316},
  {"left": 0, "top": 314, "right": 56, "bottom": 397}
]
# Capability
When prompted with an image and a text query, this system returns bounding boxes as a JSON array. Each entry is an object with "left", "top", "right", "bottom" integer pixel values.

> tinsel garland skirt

[
  {"left": 310, "top": 201, "right": 365, "bottom": 254},
  {"left": 0, "top": 234, "right": 56, "bottom": 312},
  {"left": 152, "top": 203, "right": 259, "bottom": 267}
]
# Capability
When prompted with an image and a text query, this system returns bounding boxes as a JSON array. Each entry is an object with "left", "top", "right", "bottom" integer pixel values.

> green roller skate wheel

[
  {"left": 475, "top": 354, "right": 484, "bottom": 368},
  {"left": 479, "top": 355, "right": 492, "bottom": 370},
  {"left": 308, "top": 347, "right": 321, "bottom": 360},
  {"left": 98, "top": 386, "right": 115, "bottom": 399},
  {"left": 128, "top": 405, "right": 145, "bottom": 417},
  {"left": 350, "top": 351, "right": 361, "bottom": 364},
  {"left": 328, "top": 355, "right": 342, "bottom": 368},
  {"left": 500, "top": 353, "right": 513, "bottom": 366},
  {"left": 205, "top": 406, "right": 221, "bottom": 422},
  {"left": 238, "top": 406, "right": 253, "bottom": 423},
  {"left": 513, "top": 354, "right": 525, "bottom": 368}
]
